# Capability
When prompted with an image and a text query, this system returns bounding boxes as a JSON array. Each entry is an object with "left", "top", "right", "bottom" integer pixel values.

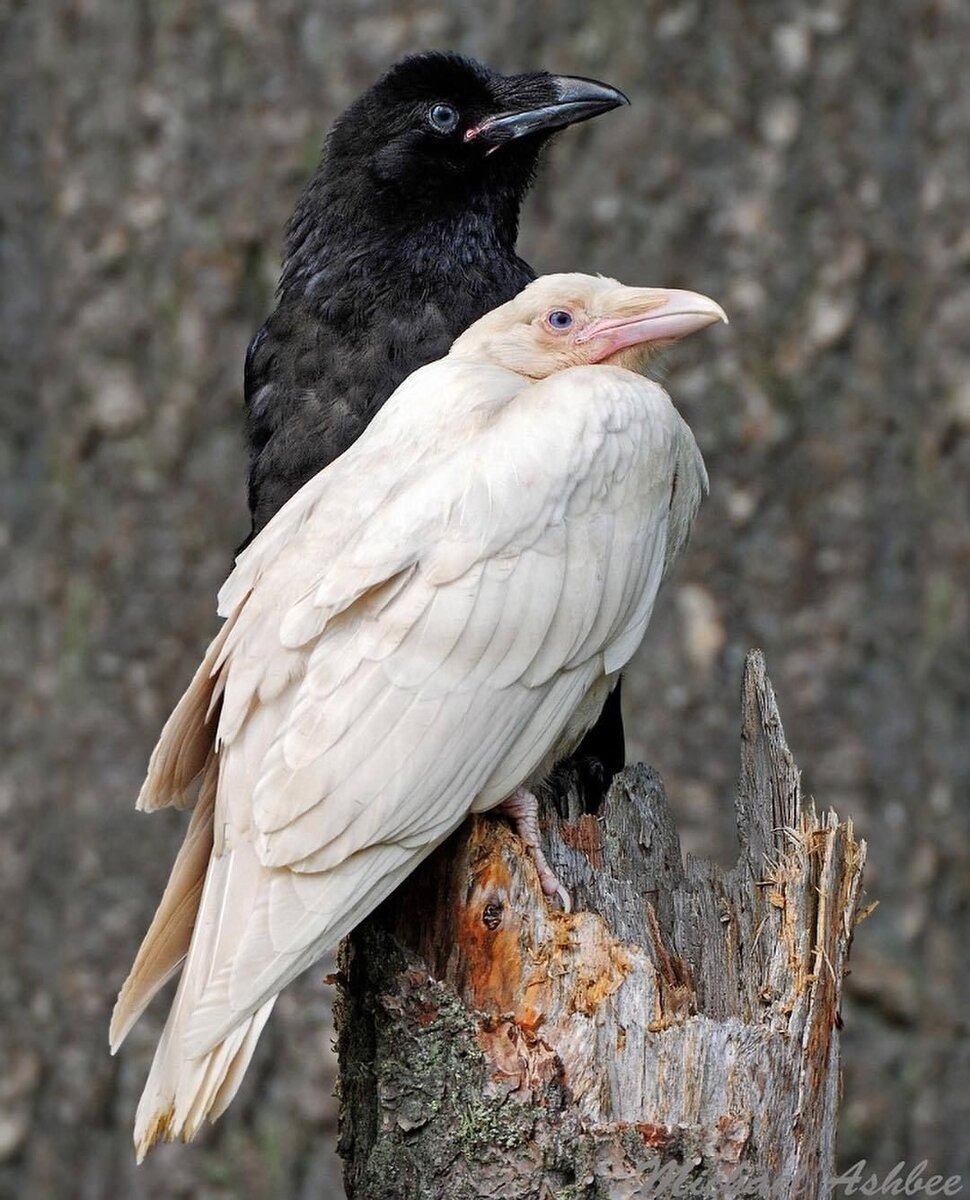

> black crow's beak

[{"left": 465, "top": 75, "right": 629, "bottom": 147}]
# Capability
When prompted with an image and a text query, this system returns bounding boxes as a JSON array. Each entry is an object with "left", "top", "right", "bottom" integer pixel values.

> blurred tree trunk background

[{"left": 1, "top": 1, "right": 967, "bottom": 1197}]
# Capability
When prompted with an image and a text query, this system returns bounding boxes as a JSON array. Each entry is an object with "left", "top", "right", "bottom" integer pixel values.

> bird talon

[{"left": 496, "top": 787, "right": 572, "bottom": 913}]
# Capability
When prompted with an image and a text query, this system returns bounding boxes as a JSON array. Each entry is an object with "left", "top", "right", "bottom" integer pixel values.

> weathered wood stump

[{"left": 335, "top": 652, "right": 867, "bottom": 1199}]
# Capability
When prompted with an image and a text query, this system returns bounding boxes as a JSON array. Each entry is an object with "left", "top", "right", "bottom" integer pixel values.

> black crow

[{"left": 243, "top": 51, "right": 628, "bottom": 798}]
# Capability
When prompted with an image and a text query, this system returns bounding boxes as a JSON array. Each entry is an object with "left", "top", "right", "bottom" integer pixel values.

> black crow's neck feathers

[{"left": 278, "top": 151, "right": 534, "bottom": 309}]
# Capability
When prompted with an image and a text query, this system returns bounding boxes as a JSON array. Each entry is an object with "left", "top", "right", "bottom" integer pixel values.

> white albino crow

[{"left": 112, "top": 273, "right": 726, "bottom": 1158}]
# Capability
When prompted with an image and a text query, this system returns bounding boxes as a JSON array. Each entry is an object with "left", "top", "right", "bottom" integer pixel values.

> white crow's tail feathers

[
  {"left": 122, "top": 822, "right": 435, "bottom": 1157},
  {"left": 110, "top": 758, "right": 217, "bottom": 1054},
  {"left": 133, "top": 987, "right": 275, "bottom": 1162},
  {"left": 128, "top": 840, "right": 276, "bottom": 1160}
]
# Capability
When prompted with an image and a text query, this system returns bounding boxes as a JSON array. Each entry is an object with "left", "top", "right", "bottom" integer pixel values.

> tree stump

[{"left": 335, "top": 652, "right": 867, "bottom": 1199}]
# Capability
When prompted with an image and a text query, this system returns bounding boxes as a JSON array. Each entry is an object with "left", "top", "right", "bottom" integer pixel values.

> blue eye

[
  {"left": 429, "top": 104, "right": 459, "bottom": 133},
  {"left": 548, "top": 310, "right": 573, "bottom": 330}
]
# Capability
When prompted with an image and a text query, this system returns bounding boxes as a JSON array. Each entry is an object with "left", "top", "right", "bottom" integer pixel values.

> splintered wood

[{"left": 336, "top": 652, "right": 867, "bottom": 1199}]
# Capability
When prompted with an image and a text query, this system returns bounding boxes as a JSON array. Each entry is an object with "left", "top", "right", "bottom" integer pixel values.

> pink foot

[{"left": 495, "top": 788, "right": 572, "bottom": 913}]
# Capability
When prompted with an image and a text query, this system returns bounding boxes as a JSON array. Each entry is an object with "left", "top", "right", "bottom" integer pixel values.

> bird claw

[
  {"left": 495, "top": 787, "right": 572, "bottom": 914},
  {"left": 529, "top": 840, "right": 572, "bottom": 913},
  {"left": 549, "top": 880, "right": 572, "bottom": 915}
]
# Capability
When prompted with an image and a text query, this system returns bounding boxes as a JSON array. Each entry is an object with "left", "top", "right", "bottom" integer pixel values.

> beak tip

[
  {"left": 687, "top": 294, "right": 729, "bottom": 328},
  {"left": 551, "top": 74, "right": 630, "bottom": 109}
]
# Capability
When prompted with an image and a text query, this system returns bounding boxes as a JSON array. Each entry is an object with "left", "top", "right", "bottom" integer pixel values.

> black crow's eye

[
  {"left": 547, "top": 310, "right": 574, "bottom": 331},
  {"left": 429, "top": 104, "right": 459, "bottom": 133}
]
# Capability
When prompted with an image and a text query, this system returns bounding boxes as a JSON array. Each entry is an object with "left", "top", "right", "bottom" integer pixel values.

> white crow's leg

[{"left": 495, "top": 788, "right": 571, "bottom": 913}]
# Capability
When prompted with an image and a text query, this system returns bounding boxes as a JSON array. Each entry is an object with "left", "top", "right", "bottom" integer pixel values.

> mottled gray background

[{"left": 2, "top": 0, "right": 968, "bottom": 1196}]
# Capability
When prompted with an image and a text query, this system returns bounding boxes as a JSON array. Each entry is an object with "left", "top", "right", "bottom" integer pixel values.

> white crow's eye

[
  {"left": 429, "top": 104, "right": 459, "bottom": 133},
  {"left": 547, "top": 310, "right": 574, "bottom": 331}
]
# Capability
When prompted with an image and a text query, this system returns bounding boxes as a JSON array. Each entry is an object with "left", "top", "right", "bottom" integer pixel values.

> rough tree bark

[{"left": 336, "top": 652, "right": 867, "bottom": 1200}]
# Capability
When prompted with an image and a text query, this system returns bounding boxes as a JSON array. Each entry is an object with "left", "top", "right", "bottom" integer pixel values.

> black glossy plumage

[{"left": 242, "top": 51, "right": 627, "bottom": 801}]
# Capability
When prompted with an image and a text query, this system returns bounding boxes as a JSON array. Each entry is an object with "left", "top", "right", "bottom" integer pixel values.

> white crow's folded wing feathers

[{"left": 178, "top": 365, "right": 689, "bottom": 1054}]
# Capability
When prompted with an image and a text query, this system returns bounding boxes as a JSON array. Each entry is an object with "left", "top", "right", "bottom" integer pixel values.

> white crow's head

[{"left": 451, "top": 273, "right": 727, "bottom": 379}]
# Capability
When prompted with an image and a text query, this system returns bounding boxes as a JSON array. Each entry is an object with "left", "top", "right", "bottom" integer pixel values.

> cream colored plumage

[{"left": 112, "top": 273, "right": 724, "bottom": 1159}]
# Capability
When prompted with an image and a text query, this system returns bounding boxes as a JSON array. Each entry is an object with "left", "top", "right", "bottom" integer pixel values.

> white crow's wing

[{"left": 171, "top": 364, "right": 693, "bottom": 1055}]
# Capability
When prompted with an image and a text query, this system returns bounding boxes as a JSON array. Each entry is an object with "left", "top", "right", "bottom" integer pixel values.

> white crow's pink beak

[{"left": 576, "top": 288, "right": 727, "bottom": 361}]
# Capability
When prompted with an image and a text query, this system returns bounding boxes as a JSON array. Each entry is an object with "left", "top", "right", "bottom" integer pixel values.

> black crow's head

[{"left": 325, "top": 52, "right": 628, "bottom": 216}]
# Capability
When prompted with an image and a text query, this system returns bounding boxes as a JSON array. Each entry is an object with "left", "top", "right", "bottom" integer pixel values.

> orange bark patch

[
  {"left": 453, "top": 820, "right": 636, "bottom": 1036},
  {"left": 635, "top": 1122, "right": 671, "bottom": 1148},
  {"left": 560, "top": 814, "right": 605, "bottom": 870},
  {"left": 455, "top": 846, "right": 533, "bottom": 1018}
]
